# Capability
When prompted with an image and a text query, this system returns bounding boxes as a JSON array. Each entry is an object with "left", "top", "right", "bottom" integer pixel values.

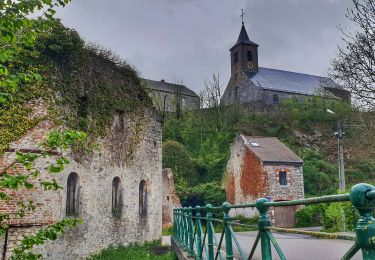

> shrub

[
  {"left": 323, "top": 202, "right": 359, "bottom": 232},
  {"left": 295, "top": 204, "right": 327, "bottom": 227}
]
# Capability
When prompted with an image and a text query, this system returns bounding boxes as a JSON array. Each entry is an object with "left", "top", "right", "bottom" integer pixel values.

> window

[
  {"left": 139, "top": 180, "right": 147, "bottom": 218},
  {"left": 112, "top": 177, "right": 122, "bottom": 217},
  {"left": 66, "top": 172, "right": 79, "bottom": 216},
  {"left": 279, "top": 171, "right": 287, "bottom": 186},
  {"left": 247, "top": 51, "right": 253, "bottom": 61},
  {"left": 273, "top": 94, "right": 279, "bottom": 104},
  {"left": 234, "top": 52, "right": 238, "bottom": 63},
  {"left": 235, "top": 87, "right": 239, "bottom": 100}
]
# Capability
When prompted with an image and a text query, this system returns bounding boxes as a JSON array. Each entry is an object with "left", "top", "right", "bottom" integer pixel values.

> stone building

[
  {"left": 0, "top": 26, "right": 163, "bottom": 259},
  {"left": 143, "top": 79, "right": 200, "bottom": 112},
  {"left": 221, "top": 22, "right": 351, "bottom": 106},
  {"left": 162, "top": 168, "right": 181, "bottom": 227},
  {"left": 226, "top": 134, "right": 304, "bottom": 227}
]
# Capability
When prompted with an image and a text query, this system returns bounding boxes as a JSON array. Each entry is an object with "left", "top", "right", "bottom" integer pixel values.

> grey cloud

[{"left": 55, "top": 0, "right": 353, "bottom": 92}]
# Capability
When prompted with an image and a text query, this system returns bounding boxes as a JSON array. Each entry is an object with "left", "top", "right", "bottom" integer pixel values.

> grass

[
  {"left": 162, "top": 225, "right": 174, "bottom": 236},
  {"left": 88, "top": 240, "right": 177, "bottom": 260}
]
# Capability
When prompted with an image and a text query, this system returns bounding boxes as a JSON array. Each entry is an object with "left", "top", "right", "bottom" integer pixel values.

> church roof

[
  {"left": 143, "top": 79, "right": 199, "bottom": 98},
  {"left": 230, "top": 23, "right": 259, "bottom": 51},
  {"left": 241, "top": 135, "right": 303, "bottom": 165},
  {"left": 244, "top": 67, "right": 341, "bottom": 96}
]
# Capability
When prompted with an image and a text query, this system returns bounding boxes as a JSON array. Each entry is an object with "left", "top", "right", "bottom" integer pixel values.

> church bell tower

[{"left": 230, "top": 18, "right": 259, "bottom": 77}]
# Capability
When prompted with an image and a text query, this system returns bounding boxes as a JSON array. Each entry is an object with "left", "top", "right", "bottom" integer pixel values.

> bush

[
  {"left": 179, "top": 182, "right": 227, "bottom": 208},
  {"left": 162, "top": 141, "right": 199, "bottom": 186},
  {"left": 295, "top": 204, "right": 327, "bottom": 227},
  {"left": 323, "top": 202, "right": 359, "bottom": 232}
]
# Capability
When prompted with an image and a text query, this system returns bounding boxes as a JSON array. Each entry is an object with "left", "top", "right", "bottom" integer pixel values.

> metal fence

[{"left": 172, "top": 183, "right": 375, "bottom": 260}]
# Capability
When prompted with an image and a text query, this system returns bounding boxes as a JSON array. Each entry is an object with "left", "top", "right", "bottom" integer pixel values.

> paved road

[{"left": 221, "top": 231, "right": 361, "bottom": 260}]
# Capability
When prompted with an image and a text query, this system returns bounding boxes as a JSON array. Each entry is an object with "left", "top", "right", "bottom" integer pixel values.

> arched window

[
  {"left": 139, "top": 180, "right": 147, "bottom": 218},
  {"left": 247, "top": 51, "right": 253, "bottom": 62},
  {"left": 112, "top": 177, "right": 122, "bottom": 217},
  {"left": 66, "top": 172, "right": 79, "bottom": 216},
  {"left": 273, "top": 94, "right": 279, "bottom": 104}
]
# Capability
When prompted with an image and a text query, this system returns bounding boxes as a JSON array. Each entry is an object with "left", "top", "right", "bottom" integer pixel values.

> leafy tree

[{"left": 0, "top": 1, "right": 89, "bottom": 258}]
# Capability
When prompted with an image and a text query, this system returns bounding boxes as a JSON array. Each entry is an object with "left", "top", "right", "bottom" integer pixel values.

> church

[{"left": 221, "top": 22, "right": 350, "bottom": 106}]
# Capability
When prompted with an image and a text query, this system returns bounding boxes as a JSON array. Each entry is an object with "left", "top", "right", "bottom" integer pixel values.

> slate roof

[
  {"left": 230, "top": 23, "right": 258, "bottom": 51},
  {"left": 244, "top": 67, "right": 341, "bottom": 96},
  {"left": 241, "top": 135, "right": 303, "bottom": 165},
  {"left": 143, "top": 79, "right": 199, "bottom": 98}
]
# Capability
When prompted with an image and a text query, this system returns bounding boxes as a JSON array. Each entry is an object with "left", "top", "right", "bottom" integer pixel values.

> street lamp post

[{"left": 327, "top": 109, "right": 346, "bottom": 191}]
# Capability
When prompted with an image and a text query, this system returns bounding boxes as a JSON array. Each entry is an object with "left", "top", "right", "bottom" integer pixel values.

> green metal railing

[{"left": 173, "top": 183, "right": 375, "bottom": 260}]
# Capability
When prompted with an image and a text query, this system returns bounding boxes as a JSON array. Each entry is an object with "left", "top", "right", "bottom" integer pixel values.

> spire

[{"left": 230, "top": 23, "right": 259, "bottom": 51}]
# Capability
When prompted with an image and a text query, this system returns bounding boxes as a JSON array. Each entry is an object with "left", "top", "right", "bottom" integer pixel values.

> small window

[
  {"left": 139, "top": 180, "right": 148, "bottom": 218},
  {"left": 66, "top": 172, "right": 79, "bottom": 216},
  {"left": 273, "top": 94, "right": 279, "bottom": 104},
  {"left": 112, "top": 177, "right": 122, "bottom": 217},
  {"left": 279, "top": 171, "right": 287, "bottom": 186},
  {"left": 235, "top": 87, "right": 239, "bottom": 100},
  {"left": 247, "top": 51, "right": 253, "bottom": 62},
  {"left": 234, "top": 52, "right": 238, "bottom": 63}
]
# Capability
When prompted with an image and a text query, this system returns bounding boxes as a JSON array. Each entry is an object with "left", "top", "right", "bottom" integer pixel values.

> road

[{"left": 220, "top": 231, "right": 362, "bottom": 260}]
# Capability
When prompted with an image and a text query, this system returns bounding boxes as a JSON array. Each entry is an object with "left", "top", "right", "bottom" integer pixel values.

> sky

[{"left": 55, "top": 0, "right": 354, "bottom": 93}]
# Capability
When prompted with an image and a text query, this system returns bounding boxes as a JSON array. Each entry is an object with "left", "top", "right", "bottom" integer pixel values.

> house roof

[
  {"left": 143, "top": 79, "right": 199, "bottom": 98},
  {"left": 241, "top": 135, "right": 303, "bottom": 165},
  {"left": 244, "top": 67, "right": 342, "bottom": 96},
  {"left": 230, "top": 23, "right": 259, "bottom": 51}
]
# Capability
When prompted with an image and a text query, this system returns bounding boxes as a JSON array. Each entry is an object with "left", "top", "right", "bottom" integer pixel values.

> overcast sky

[{"left": 55, "top": 0, "right": 353, "bottom": 93}]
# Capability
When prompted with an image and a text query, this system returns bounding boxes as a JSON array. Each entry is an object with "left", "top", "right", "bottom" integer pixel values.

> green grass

[
  {"left": 88, "top": 241, "right": 177, "bottom": 260},
  {"left": 162, "top": 225, "right": 174, "bottom": 236}
]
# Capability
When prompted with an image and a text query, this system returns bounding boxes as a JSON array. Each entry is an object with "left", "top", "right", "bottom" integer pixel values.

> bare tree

[
  {"left": 200, "top": 73, "right": 223, "bottom": 127},
  {"left": 330, "top": 0, "right": 375, "bottom": 109}
]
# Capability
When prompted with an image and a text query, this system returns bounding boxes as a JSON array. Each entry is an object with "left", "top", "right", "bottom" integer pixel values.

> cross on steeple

[{"left": 240, "top": 9, "right": 245, "bottom": 24}]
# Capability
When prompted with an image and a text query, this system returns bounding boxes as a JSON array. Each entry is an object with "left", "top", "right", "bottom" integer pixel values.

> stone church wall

[
  {"left": 0, "top": 106, "right": 162, "bottom": 259},
  {"left": 221, "top": 72, "right": 263, "bottom": 105}
]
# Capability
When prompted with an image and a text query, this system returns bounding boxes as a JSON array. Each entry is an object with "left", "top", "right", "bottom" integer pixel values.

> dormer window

[{"left": 234, "top": 52, "right": 238, "bottom": 63}]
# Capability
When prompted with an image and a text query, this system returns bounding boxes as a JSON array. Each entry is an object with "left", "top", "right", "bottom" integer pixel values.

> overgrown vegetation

[
  {"left": 88, "top": 241, "right": 177, "bottom": 260},
  {"left": 163, "top": 95, "right": 375, "bottom": 207}
]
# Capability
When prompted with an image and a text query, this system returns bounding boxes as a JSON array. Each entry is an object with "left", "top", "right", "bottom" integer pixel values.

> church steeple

[{"left": 230, "top": 20, "right": 259, "bottom": 77}]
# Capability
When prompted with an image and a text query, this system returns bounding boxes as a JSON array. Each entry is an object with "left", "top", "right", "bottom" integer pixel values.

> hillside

[{"left": 162, "top": 98, "right": 375, "bottom": 205}]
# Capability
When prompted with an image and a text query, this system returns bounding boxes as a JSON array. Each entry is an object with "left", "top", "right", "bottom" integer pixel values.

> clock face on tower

[{"left": 247, "top": 62, "right": 254, "bottom": 69}]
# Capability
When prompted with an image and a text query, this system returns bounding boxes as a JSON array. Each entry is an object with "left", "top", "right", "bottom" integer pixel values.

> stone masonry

[
  {"left": 226, "top": 134, "right": 304, "bottom": 227},
  {"left": 0, "top": 101, "right": 163, "bottom": 259},
  {"left": 162, "top": 168, "right": 181, "bottom": 228}
]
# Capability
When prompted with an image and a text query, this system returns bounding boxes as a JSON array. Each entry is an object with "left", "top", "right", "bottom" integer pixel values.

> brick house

[{"left": 226, "top": 134, "right": 304, "bottom": 227}]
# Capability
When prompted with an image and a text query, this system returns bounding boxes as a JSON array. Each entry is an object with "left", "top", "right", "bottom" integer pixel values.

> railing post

[
  {"left": 176, "top": 208, "right": 182, "bottom": 244},
  {"left": 173, "top": 209, "right": 176, "bottom": 239},
  {"left": 256, "top": 198, "right": 272, "bottom": 260},
  {"left": 206, "top": 204, "right": 215, "bottom": 260},
  {"left": 223, "top": 202, "right": 233, "bottom": 260},
  {"left": 350, "top": 183, "right": 375, "bottom": 259},
  {"left": 195, "top": 206, "right": 203, "bottom": 260},
  {"left": 180, "top": 207, "right": 187, "bottom": 250},
  {"left": 187, "top": 206, "right": 195, "bottom": 257}
]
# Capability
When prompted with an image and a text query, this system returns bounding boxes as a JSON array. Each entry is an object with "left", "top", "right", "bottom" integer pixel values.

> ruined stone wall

[
  {"left": 162, "top": 168, "right": 181, "bottom": 227},
  {"left": 0, "top": 107, "right": 163, "bottom": 259}
]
